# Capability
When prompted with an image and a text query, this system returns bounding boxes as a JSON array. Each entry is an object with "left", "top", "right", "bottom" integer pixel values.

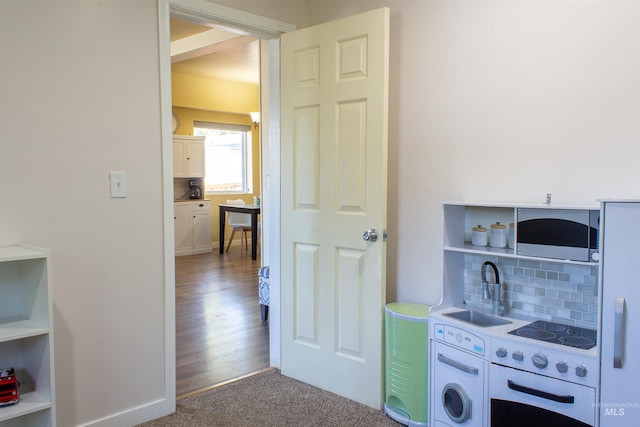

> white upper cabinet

[{"left": 173, "top": 136, "right": 205, "bottom": 178}]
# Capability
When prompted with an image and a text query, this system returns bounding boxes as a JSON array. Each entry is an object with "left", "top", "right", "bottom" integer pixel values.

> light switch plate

[{"left": 110, "top": 171, "right": 127, "bottom": 198}]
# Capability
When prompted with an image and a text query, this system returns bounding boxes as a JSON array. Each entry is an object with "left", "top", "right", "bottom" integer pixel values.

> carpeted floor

[{"left": 138, "top": 368, "right": 403, "bottom": 426}]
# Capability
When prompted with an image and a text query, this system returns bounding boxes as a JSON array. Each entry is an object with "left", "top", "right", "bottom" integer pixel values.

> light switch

[{"left": 110, "top": 171, "right": 127, "bottom": 198}]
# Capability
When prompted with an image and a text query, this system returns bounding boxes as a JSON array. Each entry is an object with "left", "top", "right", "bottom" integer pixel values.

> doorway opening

[
  {"left": 159, "top": 0, "right": 291, "bottom": 406},
  {"left": 169, "top": 15, "right": 265, "bottom": 398}
]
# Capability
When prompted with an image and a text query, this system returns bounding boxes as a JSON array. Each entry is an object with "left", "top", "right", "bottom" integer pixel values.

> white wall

[
  {"left": 0, "top": 0, "right": 306, "bottom": 425},
  {"left": 0, "top": 1, "right": 168, "bottom": 425},
  {"left": 308, "top": 0, "right": 640, "bottom": 305}
]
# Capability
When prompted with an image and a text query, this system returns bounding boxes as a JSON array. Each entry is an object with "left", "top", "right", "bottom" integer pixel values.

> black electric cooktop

[{"left": 508, "top": 320, "right": 597, "bottom": 350}]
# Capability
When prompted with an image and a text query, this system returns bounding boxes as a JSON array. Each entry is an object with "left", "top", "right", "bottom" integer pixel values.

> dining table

[{"left": 218, "top": 204, "right": 261, "bottom": 260}]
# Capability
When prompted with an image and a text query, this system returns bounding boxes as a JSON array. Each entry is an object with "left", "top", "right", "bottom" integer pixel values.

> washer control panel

[
  {"left": 433, "top": 323, "right": 486, "bottom": 357},
  {"left": 491, "top": 336, "right": 597, "bottom": 387}
]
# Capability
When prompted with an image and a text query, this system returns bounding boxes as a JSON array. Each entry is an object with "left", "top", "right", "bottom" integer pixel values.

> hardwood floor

[{"left": 175, "top": 250, "right": 269, "bottom": 397}]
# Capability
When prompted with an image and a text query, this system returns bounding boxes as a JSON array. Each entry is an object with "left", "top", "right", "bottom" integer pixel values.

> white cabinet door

[
  {"left": 192, "top": 202, "right": 211, "bottom": 253},
  {"left": 173, "top": 140, "right": 187, "bottom": 177},
  {"left": 186, "top": 139, "right": 205, "bottom": 178},
  {"left": 174, "top": 203, "right": 193, "bottom": 255}
]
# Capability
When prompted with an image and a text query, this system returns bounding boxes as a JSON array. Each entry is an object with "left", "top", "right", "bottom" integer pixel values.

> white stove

[
  {"left": 490, "top": 321, "right": 598, "bottom": 426},
  {"left": 430, "top": 309, "right": 599, "bottom": 427},
  {"left": 491, "top": 327, "right": 598, "bottom": 388}
]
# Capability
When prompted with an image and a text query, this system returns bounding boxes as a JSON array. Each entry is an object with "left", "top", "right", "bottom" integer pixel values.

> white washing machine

[{"left": 430, "top": 321, "right": 489, "bottom": 427}]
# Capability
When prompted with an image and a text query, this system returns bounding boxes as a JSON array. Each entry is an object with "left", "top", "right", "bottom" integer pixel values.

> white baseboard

[{"left": 77, "top": 398, "right": 172, "bottom": 427}]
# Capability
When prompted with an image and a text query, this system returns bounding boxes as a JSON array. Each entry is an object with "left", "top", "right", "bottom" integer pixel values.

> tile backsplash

[{"left": 463, "top": 254, "right": 598, "bottom": 328}]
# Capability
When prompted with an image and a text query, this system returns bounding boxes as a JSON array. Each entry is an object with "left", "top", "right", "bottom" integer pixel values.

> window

[{"left": 193, "top": 121, "right": 252, "bottom": 194}]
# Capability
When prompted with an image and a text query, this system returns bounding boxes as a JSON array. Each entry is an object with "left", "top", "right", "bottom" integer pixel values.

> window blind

[{"left": 193, "top": 121, "right": 251, "bottom": 132}]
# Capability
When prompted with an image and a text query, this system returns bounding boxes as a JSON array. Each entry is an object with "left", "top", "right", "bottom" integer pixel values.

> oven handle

[
  {"left": 507, "top": 380, "right": 575, "bottom": 404},
  {"left": 437, "top": 353, "right": 478, "bottom": 375}
]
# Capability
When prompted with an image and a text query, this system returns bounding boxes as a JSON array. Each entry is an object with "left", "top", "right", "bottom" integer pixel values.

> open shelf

[
  {"left": 444, "top": 244, "right": 598, "bottom": 266},
  {"left": 0, "top": 317, "right": 49, "bottom": 343},
  {"left": 0, "top": 391, "right": 51, "bottom": 422},
  {"left": 0, "top": 246, "right": 54, "bottom": 426}
]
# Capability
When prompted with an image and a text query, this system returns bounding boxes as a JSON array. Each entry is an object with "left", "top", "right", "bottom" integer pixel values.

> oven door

[{"left": 489, "top": 363, "right": 596, "bottom": 427}]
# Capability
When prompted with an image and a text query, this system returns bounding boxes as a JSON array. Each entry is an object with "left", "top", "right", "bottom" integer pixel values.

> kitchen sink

[{"left": 443, "top": 310, "right": 512, "bottom": 327}]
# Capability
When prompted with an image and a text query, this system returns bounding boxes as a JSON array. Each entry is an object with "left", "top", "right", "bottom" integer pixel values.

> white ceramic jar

[
  {"left": 471, "top": 225, "right": 488, "bottom": 246},
  {"left": 490, "top": 222, "right": 507, "bottom": 248}
]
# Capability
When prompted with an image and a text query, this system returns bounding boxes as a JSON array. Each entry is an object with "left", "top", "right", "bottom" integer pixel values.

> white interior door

[{"left": 280, "top": 7, "right": 389, "bottom": 409}]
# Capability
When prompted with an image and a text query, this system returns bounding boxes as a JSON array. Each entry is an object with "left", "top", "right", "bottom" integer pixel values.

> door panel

[
  {"left": 337, "top": 100, "right": 367, "bottom": 211},
  {"left": 281, "top": 7, "right": 389, "bottom": 409},
  {"left": 336, "top": 247, "right": 365, "bottom": 359},
  {"left": 293, "top": 106, "right": 320, "bottom": 209},
  {"left": 293, "top": 242, "right": 319, "bottom": 346}
]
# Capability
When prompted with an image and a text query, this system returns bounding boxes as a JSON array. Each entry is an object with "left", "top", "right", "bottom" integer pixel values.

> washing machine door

[
  {"left": 432, "top": 341, "right": 487, "bottom": 427},
  {"left": 443, "top": 382, "right": 472, "bottom": 423}
]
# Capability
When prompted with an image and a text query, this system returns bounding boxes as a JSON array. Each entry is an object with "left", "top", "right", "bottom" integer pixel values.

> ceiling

[{"left": 170, "top": 18, "right": 260, "bottom": 85}]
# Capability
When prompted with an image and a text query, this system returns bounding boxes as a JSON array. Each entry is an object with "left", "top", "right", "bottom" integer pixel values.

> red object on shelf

[{"left": 0, "top": 367, "right": 19, "bottom": 407}]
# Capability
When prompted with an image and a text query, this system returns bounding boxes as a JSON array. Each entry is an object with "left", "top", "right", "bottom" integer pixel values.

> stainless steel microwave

[{"left": 517, "top": 208, "right": 600, "bottom": 262}]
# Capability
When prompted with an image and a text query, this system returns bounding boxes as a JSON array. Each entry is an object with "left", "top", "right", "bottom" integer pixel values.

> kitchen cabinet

[
  {"left": 598, "top": 201, "right": 640, "bottom": 425},
  {"left": 0, "top": 246, "right": 55, "bottom": 426},
  {"left": 173, "top": 135, "right": 205, "bottom": 178},
  {"left": 174, "top": 201, "right": 211, "bottom": 256}
]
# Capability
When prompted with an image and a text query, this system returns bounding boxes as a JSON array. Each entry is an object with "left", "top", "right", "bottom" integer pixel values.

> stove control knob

[
  {"left": 512, "top": 351, "right": 524, "bottom": 361},
  {"left": 576, "top": 365, "right": 588, "bottom": 378},
  {"left": 495, "top": 347, "right": 507, "bottom": 358},
  {"left": 532, "top": 353, "right": 548, "bottom": 369},
  {"left": 556, "top": 361, "right": 569, "bottom": 373}
]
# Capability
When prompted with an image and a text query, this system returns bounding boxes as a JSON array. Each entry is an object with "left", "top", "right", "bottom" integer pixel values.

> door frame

[{"left": 157, "top": 0, "right": 294, "bottom": 411}]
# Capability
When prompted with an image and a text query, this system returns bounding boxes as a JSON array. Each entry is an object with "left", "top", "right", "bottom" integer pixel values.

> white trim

[
  {"left": 156, "top": 0, "right": 292, "bottom": 422},
  {"left": 76, "top": 398, "right": 169, "bottom": 427},
  {"left": 157, "top": 0, "right": 177, "bottom": 418},
  {"left": 169, "top": 0, "right": 295, "bottom": 38},
  {"left": 264, "top": 38, "right": 282, "bottom": 368}
]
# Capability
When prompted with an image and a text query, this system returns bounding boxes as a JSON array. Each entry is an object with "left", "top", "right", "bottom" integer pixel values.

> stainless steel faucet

[
  {"left": 481, "top": 261, "right": 504, "bottom": 316},
  {"left": 492, "top": 283, "right": 504, "bottom": 316}
]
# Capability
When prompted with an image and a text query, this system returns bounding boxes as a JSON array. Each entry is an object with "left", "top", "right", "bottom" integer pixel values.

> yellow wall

[
  {"left": 172, "top": 73, "right": 260, "bottom": 247},
  {"left": 172, "top": 72, "right": 259, "bottom": 113}
]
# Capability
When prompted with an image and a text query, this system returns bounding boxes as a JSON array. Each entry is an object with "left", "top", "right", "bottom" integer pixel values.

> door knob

[{"left": 362, "top": 229, "right": 378, "bottom": 242}]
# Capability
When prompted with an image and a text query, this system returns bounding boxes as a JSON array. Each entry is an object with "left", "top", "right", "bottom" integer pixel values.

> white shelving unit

[
  {"left": 0, "top": 246, "right": 55, "bottom": 427},
  {"left": 441, "top": 202, "right": 600, "bottom": 308},
  {"left": 444, "top": 203, "right": 516, "bottom": 255},
  {"left": 443, "top": 202, "right": 599, "bottom": 265}
]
